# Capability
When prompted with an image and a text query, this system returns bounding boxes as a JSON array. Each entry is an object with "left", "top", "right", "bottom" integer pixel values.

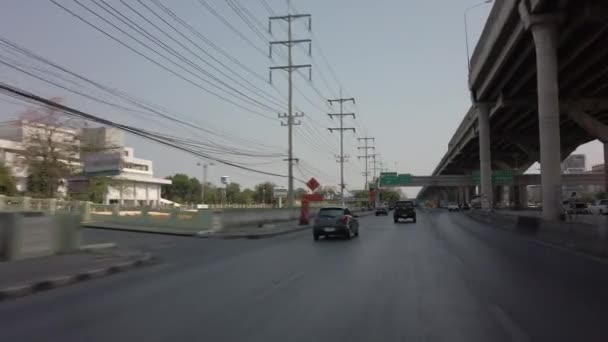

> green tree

[
  {"left": 161, "top": 174, "right": 193, "bottom": 203},
  {"left": 202, "top": 182, "right": 220, "bottom": 204},
  {"left": 380, "top": 188, "right": 402, "bottom": 204},
  {"left": 20, "top": 105, "right": 80, "bottom": 198},
  {"left": 225, "top": 182, "right": 241, "bottom": 203},
  {"left": 240, "top": 188, "right": 255, "bottom": 204},
  {"left": 69, "top": 176, "right": 110, "bottom": 203},
  {"left": 0, "top": 165, "right": 17, "bottom": 195},
  {"left": 188, "top": 177, "right": 202, "bottom": 203},
  {"left": 253, "top": 182, "right": 275, "bottom": 204}
]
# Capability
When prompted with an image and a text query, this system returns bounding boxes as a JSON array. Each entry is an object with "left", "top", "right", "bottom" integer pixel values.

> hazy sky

[{"left": 0, "top": 0, "right": 603, "bottom": 198}]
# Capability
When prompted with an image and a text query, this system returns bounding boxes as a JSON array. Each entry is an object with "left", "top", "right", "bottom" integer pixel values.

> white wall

[{"left": 105, "top": 181, "right": 162, "bottom": 205}]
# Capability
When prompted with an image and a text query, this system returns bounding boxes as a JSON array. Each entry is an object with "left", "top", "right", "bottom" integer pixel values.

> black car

[
  {"left": 375, "top": 206, "right": 388, "bottom": 216},
  {"left": 394, "top": 200, "right": 416, "bottom": 223},
  {"left": 313, "top": 207, "right": 360, "bottom": 241}
]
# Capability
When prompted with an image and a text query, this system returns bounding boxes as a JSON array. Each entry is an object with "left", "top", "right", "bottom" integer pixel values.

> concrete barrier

[
  {"left": 465, "top": 210, "right": 608, "bottom": 257},
  {"left": 0, "top": 212, "right": 81, "bottom": 261}
]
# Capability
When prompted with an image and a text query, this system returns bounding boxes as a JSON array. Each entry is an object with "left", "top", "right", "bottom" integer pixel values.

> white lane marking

[{"left": 489, "top": 305, "right": 530, "bottom": 342}]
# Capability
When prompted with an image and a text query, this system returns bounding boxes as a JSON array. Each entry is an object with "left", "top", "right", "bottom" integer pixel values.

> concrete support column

[
  {"left": 464, "top": 187, "right": 471, "bottom": 204},
  {"left": 528, "top": 14, "right": 563, "bottom": 220},
  {"left": 604, "top": 143, "right": 608, "bottom": 193},
  {"left": 519, "top": 185, "right": 528, "bottom": 208},
  {"left": 477, "top": 103, "right": 493, "bottom": 209},
  {"left": 493, "top": 186, "right": 501, "bottom": 208}
]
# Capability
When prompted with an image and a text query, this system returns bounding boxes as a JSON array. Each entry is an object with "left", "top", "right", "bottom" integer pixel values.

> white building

[
  {"left": 0, "top": 121, "right": 170, "bottom": 206},
  {"left": 76, "top": 127, "right": 170, "bottom": 207},
  {"left": 0, "top": 120, "right": 80, "bottom": 194},
  {"left": 0, "top": 138, "right": 26, "bottom": 191}
]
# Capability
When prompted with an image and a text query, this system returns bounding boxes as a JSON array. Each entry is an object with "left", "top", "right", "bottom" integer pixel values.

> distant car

[
  {"left": 375, "top": 206, "right": 388, "bottom": 216},
  {"left": 394, "top": 200, "right": 416, "bottom": 223},
  {"left": 563, "top": 200, "right": 589, "bottom": 215},
  {"left": 313, "top": 207, "right": 359, "bottom": 241},
  {"left": 447, "top": 203, "right": 460, "bottom": 212},
  {"left": 589, "top": 199, "right": 608, "bottom": 215}
]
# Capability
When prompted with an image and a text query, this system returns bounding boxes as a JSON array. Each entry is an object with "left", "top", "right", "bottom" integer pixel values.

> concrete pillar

[
  {"left": 493, "top": 186, "right": 501, "bottom": 208},
  {"left": 604, "top": 143, "right": 608, "bottom": 193},
  {"left": 477, "top": 103, "right": 493, "bottom": 209},
  {"left": 519, "top": 185, "right": 528, "bottom": 208},
  {"left": 458, "top": 187, "right": 465, "bottom": 205},
  {"left": 530, "top": 18, "right": 563, "bottom": 220},
  {"left": 464, "top": 187, "right": 471, "bottom": 204}
]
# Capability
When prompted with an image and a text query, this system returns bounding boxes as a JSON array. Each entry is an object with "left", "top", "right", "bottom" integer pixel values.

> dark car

[
  {"left": 313, "top": 207, "right": 360, "bottom": 241},
  {"left": 375, "top": 206, "right": 388, "bottom": 216},
  {"left": 394, "top": 200, "right": 416, "bottom": 223}
]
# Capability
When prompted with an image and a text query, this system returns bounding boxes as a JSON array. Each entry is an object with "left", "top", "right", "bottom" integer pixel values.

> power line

[
  {"left": 50, "top": 0, "right": 277, "bottom": 121},
  {"left": 126, "top": 0, "right": 287, "bottom": 108},
  {"left": 195, "top": 0, "right": 268, "bottom": 56},
  {"left": 88, "top": 0, "right": 281, "bottom": 112},
  {"left": 0, "top": 36, "right": 282, "bottom": 154},
  {"left": 0, "top": 82, "right": 307, "bottom": 181}
]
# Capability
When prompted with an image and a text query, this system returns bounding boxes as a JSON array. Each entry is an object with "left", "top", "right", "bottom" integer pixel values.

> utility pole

[
  {"left": 269, "top": 11, "right": 312, "bottom": 208},
  {"left": 197, "top": 161, "right": 214, "bottom": 204},
  {"left": 328, "top": 96, "right": 356, "bottom": 206},
  {"left": 369, "top": 153, "right": 380, "bottom": 180},
  {"left": 357, "top": 137, "right": 375, "bottom": 190}
]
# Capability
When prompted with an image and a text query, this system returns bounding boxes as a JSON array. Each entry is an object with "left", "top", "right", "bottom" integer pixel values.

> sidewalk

[{"left": 0, "top": 250, "right": 153, "bottom": 301}]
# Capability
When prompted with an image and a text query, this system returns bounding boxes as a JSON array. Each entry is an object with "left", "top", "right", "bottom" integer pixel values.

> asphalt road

[{"left": 2, "top": 211, "right": 608, "bottom": 342}]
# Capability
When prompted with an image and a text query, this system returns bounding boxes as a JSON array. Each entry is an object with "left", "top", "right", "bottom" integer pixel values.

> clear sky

[{"left": 0, "top": 0, "right": 603, "bottom": 198}]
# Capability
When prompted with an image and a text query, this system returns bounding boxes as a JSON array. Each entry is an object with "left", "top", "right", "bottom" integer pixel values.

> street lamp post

[
  {"left": 197, "top": 161, "right": 214, "bottom": 204},
  {"left": 464, "top": 0, "right": 493, "bottom": 74}
]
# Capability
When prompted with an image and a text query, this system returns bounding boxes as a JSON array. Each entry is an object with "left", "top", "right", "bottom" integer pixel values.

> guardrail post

[
  {"left": 22, "top": 196, "right": 31, "bottom": 211},
  {"left": 48, "top": 198, "right": 57, "bottom": 215},
  {"left": 80, "top": 201, "right": 92, "bottom": 222}
]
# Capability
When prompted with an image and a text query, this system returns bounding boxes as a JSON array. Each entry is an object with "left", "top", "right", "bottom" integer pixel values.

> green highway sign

[
  {"left": 472, "top": 170, "right": 514, "bottom": 185},
  {"left": 379, "top": 173, "right": 413, "bottom": 186}
]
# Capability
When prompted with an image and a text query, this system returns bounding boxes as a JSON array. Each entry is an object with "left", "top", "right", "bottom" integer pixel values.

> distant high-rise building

[
  {"left": 561, "top": 154, "right": 586, "bottom": 174},
  {"left": 592, "top": 164, "right": 604, "bottom": 173}
]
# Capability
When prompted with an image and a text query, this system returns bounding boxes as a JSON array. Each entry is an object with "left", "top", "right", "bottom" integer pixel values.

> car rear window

[
  {"left": 318, "top": 208, "right": 345, "bottom": 217},
  {"left": 396, "top": 201, "right": 413, "bottom": 209}
]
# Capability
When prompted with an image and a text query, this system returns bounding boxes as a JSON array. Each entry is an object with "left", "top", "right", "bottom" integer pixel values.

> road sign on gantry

[
  {"left": 379, "top": 172, "right": 412, "bottom": 186},
  {"left": 306, "top": 177, "right": 320, "bottom": 192}
]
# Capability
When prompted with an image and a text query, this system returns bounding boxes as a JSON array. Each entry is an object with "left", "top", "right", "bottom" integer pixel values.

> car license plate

[{"left": 324, "top": 227, "right": 336, "bottom": 232}]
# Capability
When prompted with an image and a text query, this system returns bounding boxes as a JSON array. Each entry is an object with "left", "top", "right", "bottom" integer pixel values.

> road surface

[{"left": 2, "top": 211, "right": 608, "bottom": 342}]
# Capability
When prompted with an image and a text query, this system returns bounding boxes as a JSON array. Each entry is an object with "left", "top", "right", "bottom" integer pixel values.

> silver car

[{"left": 313, "top": 207, "right": 359, "bottom": 241}]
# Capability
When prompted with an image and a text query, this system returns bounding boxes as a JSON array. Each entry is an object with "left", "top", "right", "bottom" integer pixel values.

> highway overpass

[
  {"left": 383, "top": 173, "right": 607, "bottom": 188},
  {"left": 418, "top": 0, "right": 608, "bottom": 219}
]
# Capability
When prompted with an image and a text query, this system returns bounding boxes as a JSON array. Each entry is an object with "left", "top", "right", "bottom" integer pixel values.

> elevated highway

[{"left": 418, "top": 0, "right": 608, "bottom": 219}]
